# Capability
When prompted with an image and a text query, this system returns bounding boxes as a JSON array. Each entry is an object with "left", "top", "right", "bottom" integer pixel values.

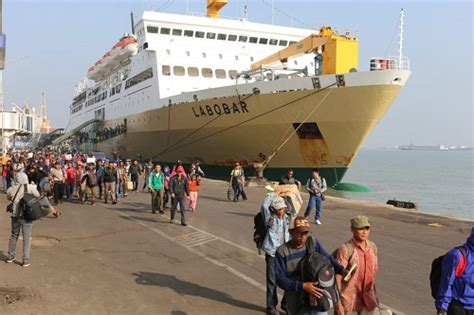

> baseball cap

[
  {"left": 271, "top": 196, "right": 286, "bottom": 210},
  {"left": 290, "top": 216, "right": 311, "bottom": 233},
  {"left": 351, "top": 215, "right": 371, "bottom": 229}
]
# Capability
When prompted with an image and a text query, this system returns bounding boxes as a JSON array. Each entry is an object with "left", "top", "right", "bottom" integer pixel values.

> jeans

[
  {"left": 265, "top": 254, "right": 278, "bottom": 311},
  {"left": 53, "top": 182, "right": 64, "bottom": 204},
  {"left": 2, "top": 176, "right": 8, "bottom": 192},
  {"left": 304, "top": 195, "right": 322, "bottom": 220},
  {"left": 232, "top": 182, "right": 247, "bottom": 201},
  {"left": 131, "top": 174, "right": 138, "bottom": 191},
  {"left": 65, "top": 183, "right": 74, "bottom": 199},
  {"left": 151, "top": 189, "right": 164, "bottom": 212},
  {"left": 171, "top": 195, "right": 187, "bottom": 224},
  {"left": 8, "top": 217, "right": 33, "bottom": 261},
  {"left": 38, "top": 177, "right": 46, "bottom": 191},
  {"left": 97, "top": 180, "right": 104, "bottom": 197}
]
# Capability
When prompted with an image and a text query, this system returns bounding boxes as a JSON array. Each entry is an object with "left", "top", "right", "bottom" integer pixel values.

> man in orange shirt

[{"left": 335, "top": 216, "right": 379, "bottom": 315}]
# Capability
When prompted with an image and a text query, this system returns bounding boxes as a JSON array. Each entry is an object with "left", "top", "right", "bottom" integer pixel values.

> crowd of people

[
  {"left": 69, "top": 123, "right": 127, "bottom": 146},
  {"left": 1, "top": 149, "right": 472, "bottom": 315}
]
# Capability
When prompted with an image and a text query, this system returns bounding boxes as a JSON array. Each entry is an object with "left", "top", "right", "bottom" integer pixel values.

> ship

[{"left": 58, "top": 1, "right": 411, "bottom": 187}]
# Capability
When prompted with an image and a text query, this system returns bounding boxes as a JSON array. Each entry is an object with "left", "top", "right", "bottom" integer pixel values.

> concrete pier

[{"left": 0, "top": 179, "right": 471, "bottom": 314}]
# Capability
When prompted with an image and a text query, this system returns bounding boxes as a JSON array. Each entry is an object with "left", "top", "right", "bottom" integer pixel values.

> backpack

[
  {"left": 430, "top": 246, "right": 467, "bottom": 299},
  {"left": 20, "top": 184, "right": 43, "bottom": 222},
  {"left": 87, "top": 172, "right": 98, "bottom": 187},
  {"left": 332, "top": 240, "right": 378, "bottom": 261},
  {"left": 300, "top": 236, "right": 340, "bottom": 311},
  {"left": 253, "top": 211, "right": 267, "bottom": 253}
]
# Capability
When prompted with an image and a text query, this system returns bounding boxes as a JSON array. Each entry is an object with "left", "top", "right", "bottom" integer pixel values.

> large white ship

[{"left": 61, "top": 1, "right": 411, "bottom": 187}]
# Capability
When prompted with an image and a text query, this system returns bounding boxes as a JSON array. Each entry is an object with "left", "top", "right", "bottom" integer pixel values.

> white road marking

[{"left": 118, "top": 210, "right": 266, "bottom": 292}]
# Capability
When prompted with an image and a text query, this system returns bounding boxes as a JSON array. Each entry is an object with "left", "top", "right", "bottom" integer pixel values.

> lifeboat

[{"left": 86, "top": 34, "right": 138, "bottom": 82}]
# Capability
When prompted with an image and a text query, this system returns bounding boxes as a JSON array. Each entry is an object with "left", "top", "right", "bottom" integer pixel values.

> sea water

[{"left": 333, "top": 149, "right": 474, "bottom": 219}]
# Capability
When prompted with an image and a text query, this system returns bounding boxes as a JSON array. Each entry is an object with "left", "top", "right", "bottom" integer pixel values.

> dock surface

[{"left": 0, "top": 179, "right": 471, "bottom": 314}]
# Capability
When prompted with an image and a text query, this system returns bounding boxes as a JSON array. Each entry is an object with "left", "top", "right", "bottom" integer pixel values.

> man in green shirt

[{"left": 149, "top": 164, "right": 165, "bottom": 214}]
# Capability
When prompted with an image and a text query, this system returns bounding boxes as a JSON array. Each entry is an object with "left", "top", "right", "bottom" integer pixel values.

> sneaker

[
  {"left": 152, "top": 210, "right": 156, "bottom": 214},
  {"left": 181, "top": 223, "right": 187, "bottom": 227},
  {"left": 112, "top": 201, "right": 117, "bottom": 205},
  {"left": 315, "top": 219, "right": 322, "bottom": 225},
  {"left": 5, "top": 255, "right": 15, "bottom": 263},
  {"left": 170, "top": 219, "right": 175, "bottom": 224},
  {"left": 159, "top": 210, "right": 165, "bottom": 214},
  {"left": 265, "top": 308, "right": 278, "bottom": 315},
  {"left": 22, "top": 259, "right": 30, "bottom": 267}
]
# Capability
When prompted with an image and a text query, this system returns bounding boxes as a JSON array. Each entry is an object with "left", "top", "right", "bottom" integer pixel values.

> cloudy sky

[{"left": 3, "top": 0, "right": 473, "bottom": 148}]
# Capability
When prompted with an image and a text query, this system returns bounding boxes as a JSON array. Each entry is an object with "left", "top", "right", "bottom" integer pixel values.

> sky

[{"left": 2, "top": 0, "right": 473, "bottom": 148}]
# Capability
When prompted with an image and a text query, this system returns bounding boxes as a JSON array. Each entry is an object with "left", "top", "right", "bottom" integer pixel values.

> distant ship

[
  {"left": 59, "top": 1, "right": 411, "bottom": 187},
  {"left": 399, "top": 144, "right": 472, "bottom": 151}
]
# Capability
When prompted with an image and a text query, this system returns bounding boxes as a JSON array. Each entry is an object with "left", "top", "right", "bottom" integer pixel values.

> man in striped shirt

[{"left": 275, "top": 216, "right": 346, "bottom": 315}]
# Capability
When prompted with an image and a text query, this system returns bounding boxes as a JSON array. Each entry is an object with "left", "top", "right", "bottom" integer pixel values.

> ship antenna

[
  {"left": 130, "top": 11, "right": 135, "bottom": 35},
  {"left": 398, "top": 8, "right": 404, "bottom": 69}
]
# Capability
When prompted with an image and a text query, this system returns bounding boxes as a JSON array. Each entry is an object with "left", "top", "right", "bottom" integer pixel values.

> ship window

[
  {"left": 202, "top": 68, "right": 213, "bottom": 78},
  {"left": 172, "top": 29, "right": 182, "bottom": 36},
  {"left": 195, "top": 31, "right": 205, "bottom": 38},
  {"left": 184, "top": 30, "right": 194, "bottom": 37},
  {"left": 202, "top": 52, "right": 207, "bottom": 58},
  {"left": 269, "top": 39, "right": 278, "bottom": 45},
  {"left": 250, "top": 56, "right": 254, "bottom": 62},
  {"left": 162, "top": 65, "right": 171, "bottom": 76},
  {"left": 289, "top": 41, "right": 296, "bottom": 46},
  {"left": 218, "top": 53, "right": 223, "bottom": 59},
  {"left": 259, "top": 38, "right": 268, "bottom": 44},
  {"left": 249, "top": 37, "right": 258, "bottom": 43},
  {"left": 116, "top": 84, "right": 121, "bottom": 93},
  {"left": 147, "top": 26, "right": 159, "bottom": 33},
  {"left": 188, "top": 67, "right": 199, "bottom": 77},
  {"left": 293, "top": 122, "right": 323, "bottom": 139},
  {"left": 228, "top": 34, "right": 237, "bottom": 41},
  {"left": 186, "top": 51, "right": 190, "bottom": 56},
  {"left": 173, "top": 66, "right": 185, "bottom": 76},
  {"left": 229, "top": 70, "right": 238, "bottom": 79},
  {"left": 279, "top": 39, "right": 288, "bottom": 46},
  {"left": 160, "top": 28, "right": 171, "bottom": 35},
  {"left": 206, "top": 32, "right": 216, "bottom": 39},
  {"left": 217, "top": 33, "right": 227, "bottom": 40},
  {"left": 239, "top": 35, "right": 248, "bottom": 42},
  {"left": 235, "top": 55, "right": 239, "bottom": 61},
  {"left": 215, "top": 69, "right": 226, "bottom": 79}
]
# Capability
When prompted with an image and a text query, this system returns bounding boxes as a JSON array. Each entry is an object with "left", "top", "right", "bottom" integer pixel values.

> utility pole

[{"left": 0, "top": 0, "right": 6, "bottom": 156}]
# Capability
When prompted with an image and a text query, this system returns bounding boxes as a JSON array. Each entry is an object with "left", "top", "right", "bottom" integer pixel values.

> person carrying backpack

[
  {"left": 5, "top": 172, "right": 40, "bottom": 267},
  {"left": 261, "top": 195, "right": 291, "bottom": 315},
  {"left": 334, "top": 216, "right": 379, "bottom": 315},
  {"left": 81, "top": 165, "right": 98, "bottom": 205},
  {"left": 275, "top": 216, "right": 347, "bottom": 315},
  {"left": 435, "top": 227, "right": 473, "bottom": 315}
]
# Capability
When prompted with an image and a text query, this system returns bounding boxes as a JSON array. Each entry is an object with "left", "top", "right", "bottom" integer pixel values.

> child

[{"left": 188, "top": 174, "right": 200, "bottom": 212}]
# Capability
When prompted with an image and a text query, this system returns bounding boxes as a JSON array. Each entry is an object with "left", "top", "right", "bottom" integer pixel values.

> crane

[{"left": 251, "top": 26, "right": 359, "bottom": 75}]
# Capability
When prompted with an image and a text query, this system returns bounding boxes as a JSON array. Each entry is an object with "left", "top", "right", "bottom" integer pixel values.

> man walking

[
  {"left": 5, "top": 172, "right": 40, "bottom": 267},
  {"left": 129, "top": 160, "right": 141, "bottom": 192},
  {"left": 435, "top": 227, "right": 473, "bottom": 315},
  {"left": 335, "top": 216, "right": 379, "bottom": 315},
  {"left": 275, "top": 216, "right": 346, "bottom": 315},
  {"left": 261, "top": 195, "right": 291, "bottom": 315},
  {"left": 49, "top": 162, "right": 65, "bottom": 205},
  {"left": 103, "top": 162, "right": 117, "bottom": 204},
  {"left": 169, "top": 170, "right": 189, "bottom": 226},
  {"left": 304, "top": 169, "right": 327, "bottom": 225},
  {"left": 280, "top": 169, "right": 302, "bottom": 189},
  {"left": 149, "top": 164, "right": 165, "bottom": 214}
]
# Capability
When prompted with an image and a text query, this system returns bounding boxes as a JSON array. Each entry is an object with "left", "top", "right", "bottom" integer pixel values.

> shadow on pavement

[
  {"left": 171, "top": 311, "right": 187, "bottom": 315},
  {"left": 119, "top": 215, "right": 171, "bottom": 224},
  {"left": 199, "top": 194, "right": 229, "bottom": 203},
  {"left": 133, "top": 271, "right": 264, "bottom": 313}
]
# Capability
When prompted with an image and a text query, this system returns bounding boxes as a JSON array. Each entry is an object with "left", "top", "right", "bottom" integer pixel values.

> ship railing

[
  {"left": 236, "top": 67, "right": 309, "bottom": 83},
  {"left": 370, "top": 56, "right": 410, "bottom": 71}
]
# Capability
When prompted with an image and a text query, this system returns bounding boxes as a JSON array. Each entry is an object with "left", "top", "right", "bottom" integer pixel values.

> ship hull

[{"left": 89, "top": 71, "right": 408, "bottom": 187}]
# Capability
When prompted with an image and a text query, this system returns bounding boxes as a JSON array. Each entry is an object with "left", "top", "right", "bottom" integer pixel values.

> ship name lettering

[{"left": 192, "top": 101, "right": 249, "bottom": 118}]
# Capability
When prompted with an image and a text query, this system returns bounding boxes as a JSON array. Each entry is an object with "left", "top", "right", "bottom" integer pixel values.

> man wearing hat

[
  {"left": 275, "top": 216, "right": 346, "bottom": 314},
  {"left": 261, "top": 196, "right": 291, "bottom": 315},
  {"left": 334, "top": 216, "right": 379, "bottom": 315}
]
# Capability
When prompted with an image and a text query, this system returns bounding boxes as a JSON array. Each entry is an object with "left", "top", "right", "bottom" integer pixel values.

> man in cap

[
  {"left": 261, "top": 195, "right": 291, "bottom": 315},
  {"left": 275, "top": 216, "right": 346, "bottom": 314},
  {"left": 334, "top": 216, "right": 379, "bottom": 315}
]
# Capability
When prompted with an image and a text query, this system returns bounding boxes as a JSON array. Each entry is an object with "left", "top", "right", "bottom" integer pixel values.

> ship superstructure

[{"left": 63, "top": 3, "right": 411, "bottom": 186}]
